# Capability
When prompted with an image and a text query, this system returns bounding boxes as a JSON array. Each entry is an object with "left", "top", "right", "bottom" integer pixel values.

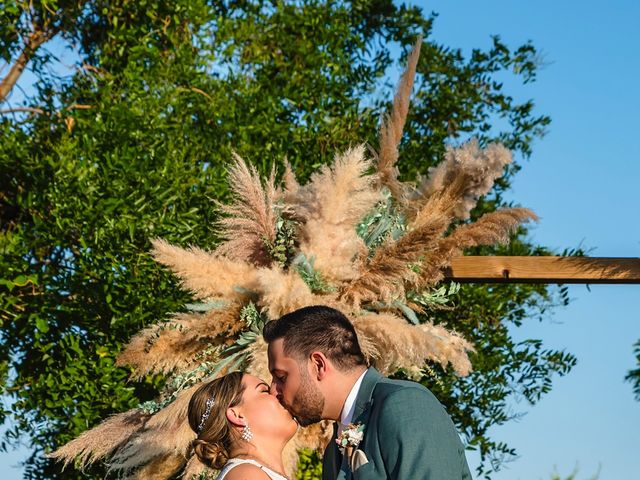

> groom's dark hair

[{"left": 263, "top": 305, "right": 366, "bottom": 371}]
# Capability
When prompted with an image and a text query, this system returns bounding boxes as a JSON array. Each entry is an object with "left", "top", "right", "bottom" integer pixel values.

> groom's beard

[{"left": 290, "top": 371, "right": 324, "bottom": 427}]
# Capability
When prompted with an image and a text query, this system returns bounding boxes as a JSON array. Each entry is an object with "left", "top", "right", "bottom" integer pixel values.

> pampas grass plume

[
  {"left": 129, "top": 454, "right": 185, "bottom": 479},
  {"left": 181, "top": 456, "right": 212, "bottom": 480},
  {"left": 413, "top": 140, "right": 513, "bottom": 220},
  {"left": 107, "top": 384, "right": 198, "bottom": 475},
  {"left": 340, "top": 209, "right": 449, "bottom": 307},
  {"left": 352, "top": 313, "right": 473, "bottom": 376},
  {"left": 377, "top": 36, "right": 422, "bottom": 200},
  {"left": 440, "top": 207, "right": 538, "bottom": 255},
  {"left": 116, "top": 304, "right": 243, "bottom": 379},
  {"left": 255, "top": 267, "right": 314, "bottom": 319},
  {"left": 291, "top": 145, "right": 381, "bottom": 282},
  {"left": 48, "top": 410, "right": 150, "bottom": 469},
  {"left": 216, "top": 154, "right": 277, "bottom": 266},
  {"left": 151, "top": 238, "right": 259, "bottom": 302}
]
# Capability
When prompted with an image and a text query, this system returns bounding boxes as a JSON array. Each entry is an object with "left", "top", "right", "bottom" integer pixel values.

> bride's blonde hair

[{"left": 187, "top": 372, "right": 245, "bottom": 469}]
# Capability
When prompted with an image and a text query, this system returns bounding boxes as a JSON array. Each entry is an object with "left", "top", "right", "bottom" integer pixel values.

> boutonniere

[{"left": 336, "top": 423, "right": 365, "bottom": 461}]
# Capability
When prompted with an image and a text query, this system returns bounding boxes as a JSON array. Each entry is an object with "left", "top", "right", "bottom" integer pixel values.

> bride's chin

[
  {"left": 286, "top": 413, "right": 298, "bottom": 430},
  {"left": 287, "top": 419, "right": 299, "bottom": 438},
  {"left": 280, "top": 412, "right": 298, "bottom": 434},
  {"left": 280, "top": 404, "right": 297, "bottom": 424},
  {"left": 276, "top": 410, "right": 299, "bottom": 437}
]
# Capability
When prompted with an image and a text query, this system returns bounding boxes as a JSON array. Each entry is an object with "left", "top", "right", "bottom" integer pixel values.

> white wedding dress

[{"left": 216, "top": 458, "right": 288, "bottom": 480}]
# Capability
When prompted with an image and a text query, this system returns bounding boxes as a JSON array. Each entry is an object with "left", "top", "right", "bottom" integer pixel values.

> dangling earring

[{"left": 241, "top": 423, "right": 253, "bottom": 442}]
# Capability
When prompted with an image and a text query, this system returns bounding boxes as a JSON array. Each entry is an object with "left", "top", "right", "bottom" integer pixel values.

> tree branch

[
  {"left": 0, "top": 28, "right": 55, "bottom": 103},
  {"left": 0, "top": 106, "right": 45, "bottom": 115},
  {"left": 0, "top": 104, "right": 91, "bottom": 116}
]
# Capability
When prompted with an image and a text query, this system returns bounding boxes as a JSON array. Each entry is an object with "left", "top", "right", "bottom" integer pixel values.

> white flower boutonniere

[{"left": 336, "top": 423, "right": 365, "bottom": 461}]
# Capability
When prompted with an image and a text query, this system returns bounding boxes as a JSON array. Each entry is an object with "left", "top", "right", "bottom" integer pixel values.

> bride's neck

[{"left": 229, "top": 436, "right": 286, "bottom": 473}]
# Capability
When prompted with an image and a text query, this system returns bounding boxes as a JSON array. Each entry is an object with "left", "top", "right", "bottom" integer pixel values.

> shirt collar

[{"left": 340, "top": 369, "right": 368, "bottom": 426}]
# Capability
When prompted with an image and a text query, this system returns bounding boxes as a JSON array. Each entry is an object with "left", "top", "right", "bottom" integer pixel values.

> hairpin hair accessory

[{"left": 197, "top": 397, "right": 215, "bottom": 434}]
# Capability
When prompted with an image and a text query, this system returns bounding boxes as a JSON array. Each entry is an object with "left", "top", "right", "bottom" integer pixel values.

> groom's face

[{"left": 267, "top": 338, "right": 325, "bottom": 426}]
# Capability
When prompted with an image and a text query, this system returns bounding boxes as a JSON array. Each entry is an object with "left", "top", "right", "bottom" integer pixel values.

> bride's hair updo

[{"left": 188, "top": 372, "right": 245, "bottom": 469}]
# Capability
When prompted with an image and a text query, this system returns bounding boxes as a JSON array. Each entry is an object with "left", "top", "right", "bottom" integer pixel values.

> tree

[
  {"left": 0, "top": 1, "right": 572, "bottom": 478},
  {"left": 550, "top": 466, "right": 600, "bottom": 480},
  {"left": 625, "top": 340, "right": 640, "bottom": 401}
]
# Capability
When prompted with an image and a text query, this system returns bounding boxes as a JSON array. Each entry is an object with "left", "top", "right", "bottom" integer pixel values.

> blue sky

[
  {"left": 2, "top": 1, "right": 639, "bottom": 479},
  {"left": 415, "top": 1, "right": 640, "bottom": 479}
]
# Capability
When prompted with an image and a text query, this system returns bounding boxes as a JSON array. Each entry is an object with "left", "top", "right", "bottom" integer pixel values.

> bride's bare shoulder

[{"left": 223, "top": 462, "right": 272, "bottom": 480}]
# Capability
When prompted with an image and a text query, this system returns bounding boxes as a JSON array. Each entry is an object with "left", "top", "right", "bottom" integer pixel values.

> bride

[{"left": 188, "top": 372, "right": 298, "bottom": 480}]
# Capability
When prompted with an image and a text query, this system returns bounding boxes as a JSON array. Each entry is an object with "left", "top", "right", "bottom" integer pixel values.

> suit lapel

[
  {"left": 342, "top": 368, "right": 382, "bottom": 479},
  {"left": 351, "top": 367, "right": 382, "bottom": 426},
  {"left": 338, "top": 451, "right": 349, "bottom": 480},
  {"left": 323, "top": 422, "right": 342, "bottom": 480},
  {"left": 326, "top": 368, "right": 383, "bottom": 480}
]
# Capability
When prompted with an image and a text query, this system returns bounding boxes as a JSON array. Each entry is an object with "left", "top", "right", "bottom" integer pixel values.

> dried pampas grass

[
  {"left": 284, "top": 422, "right": 333, "bottom": 476},
  {"left": 411, "top": 140, "right": 513, "bottom": 221},
  {"left": 129, "top": 453, "right": 185, "bottom": 479},
  {"left": 340, "top": 209, "right": 449, "bottom": 307},
  {"left": 108, "top": 384, "right": 198, "bottom": 475},
  {"left": 352, "top": 313, "right": 473, "bottom": 376},
  {"left": 439, "top": 207, "right": 538, "bottom": 255},
  {"left": 347, "top": 146, "right": 522, "bottom": 305},
  {"left": 151, "top": 238, "right": 259, "bottom": 302},
  {"left": 245, "top": 337, "right": 270, "bottom": 382},
  {"left": 293, "top": 422, "right": 333, "bottom": 453},
  {"left": 48, "top": 409, "right": 150, "bottom": 469},
  {"left": 116, "top": 304, "right": 243, "bottom": 379},
  {"left": 298, "top": 218, "right": 367, "bottom": 282},
  {"left": 377, "top": 36, "right": 422, "bottom": 201},
  {"left": 255, "top": 267, "right": 315, "bottom": 319},
  {"left": 289, "top": 145, "right": 378, "bottom": 225},
  {"left": 289, "top": 145, "right": 381, "bottom": 282},
  {"left": 181, "top": 455, "right": 212, "bottom": 480},
  {"left": 283, "top": 160, "right": 301, "bottom": 198},
  {"left": 216, "top": 154, "right": 277, "bottom": 266},
  {"left": 414, "top": 207, "right": 538, "bottom": 289}
]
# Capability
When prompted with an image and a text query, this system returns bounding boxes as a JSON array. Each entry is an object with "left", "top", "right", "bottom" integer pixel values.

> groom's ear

[{"left": 309, "top": 351, "right": 329, "bottom": 381}]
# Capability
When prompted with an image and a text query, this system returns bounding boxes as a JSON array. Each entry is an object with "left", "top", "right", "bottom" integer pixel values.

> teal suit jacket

[{"left": 322, "top": 368, "right": 472, "bottom": 480}]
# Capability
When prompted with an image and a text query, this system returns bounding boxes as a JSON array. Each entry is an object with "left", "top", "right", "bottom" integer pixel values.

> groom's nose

[
  {"left": 269, "top": 382, "right": 279, "bottom": 396},
  {"left": 270, "top": 382, "right": 285, "bottom": 403}
]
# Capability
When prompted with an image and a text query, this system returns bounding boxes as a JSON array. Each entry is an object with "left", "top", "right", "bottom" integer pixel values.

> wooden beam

[{"left": 445, "top": 256, "right": 640, "bottom": 284}]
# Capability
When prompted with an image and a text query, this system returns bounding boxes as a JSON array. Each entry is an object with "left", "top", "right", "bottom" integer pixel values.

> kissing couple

[{"left": 187, "top": 305, "right": 472, "bottom": 480}]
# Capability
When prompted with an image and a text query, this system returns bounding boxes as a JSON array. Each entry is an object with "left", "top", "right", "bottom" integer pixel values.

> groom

[{"left": 263, "top": 305, "right": 472, "bottom": 480}]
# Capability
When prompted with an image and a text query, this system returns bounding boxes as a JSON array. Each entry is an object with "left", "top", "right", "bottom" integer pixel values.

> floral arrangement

[
  {"left": 336, "top": 423, "right": 365, "bottom": 455},
  {"left": 50, "top": 38, "right": 537, "bottom": 479}
]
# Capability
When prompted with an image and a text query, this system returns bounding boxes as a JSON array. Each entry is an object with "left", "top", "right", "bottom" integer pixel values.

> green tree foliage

[
  {"left": 1, "top": 1, "right": 574, "bottom": 478},
  {"left": 625, "top": 339, "right": 640, "bottom": 401},
  {"left": 550, "top": 466, "right": 600, "bottom": 480}
]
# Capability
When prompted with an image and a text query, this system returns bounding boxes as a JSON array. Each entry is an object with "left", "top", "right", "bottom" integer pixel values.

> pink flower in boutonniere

[{"left": 336, "top": 422, "right": 365, "bottom": 458}]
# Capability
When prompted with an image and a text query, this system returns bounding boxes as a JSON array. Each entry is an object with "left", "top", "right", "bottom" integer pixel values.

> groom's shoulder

[
  {"left": 370, "top": 376, "right": 453, "bottom": 431},
  {"left": 372, "top": 375, "right": 441, "bottom": 408}
]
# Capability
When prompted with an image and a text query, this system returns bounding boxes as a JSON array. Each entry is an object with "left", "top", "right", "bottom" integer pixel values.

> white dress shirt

[{"left": 338, "top": 369, "right": 368, "bottom": 435}]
